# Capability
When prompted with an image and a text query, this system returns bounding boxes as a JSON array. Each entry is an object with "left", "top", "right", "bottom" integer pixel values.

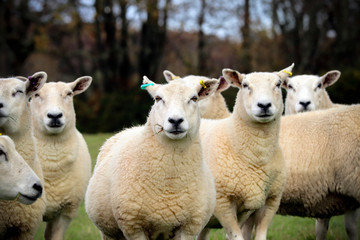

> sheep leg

[
  {"left": 344, "top": 209, "right": 360, "bottom": 240},
  {"left": 252, "top": 196, "right": 281, "bottom": 240},
  {"left": 197, "top": 228, "right": 211, "bottom": 240},
  {"left": 315, "top": 218, "right": 329, "bottom": 240},
  {"left": 213, "top": 201, "right": 245, "bottom": 240},
  {"left": 241, "top": 214, "right": 255, "bottom": 240},
  {"left": 44, "top": 214, "right": 71, "bottom": 240}
]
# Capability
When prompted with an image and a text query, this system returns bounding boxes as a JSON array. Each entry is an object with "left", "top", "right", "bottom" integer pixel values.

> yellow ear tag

[
  {"left": 0, "top": 133, "right": 2, "bottom": 136},
  {"left": 282, "top": 70, "right": 293, "bottom": 76},
  {"left": 199, "top": 80, "right": 207, "bottom": 89},
  {"left": 172, "top": 76, "right": 180, "bottom": 80}
]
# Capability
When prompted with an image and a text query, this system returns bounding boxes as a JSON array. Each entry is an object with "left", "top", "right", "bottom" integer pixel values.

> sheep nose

[
  {"left": 47, "top": 112, "right": 63, "bottom": 119},
  {"left": 257, "top": 102, "right": 272, "bottom": 111},
  {"left": 32, "top": 182, "right": 43, "bottom": 197},
  {"left": 299, "top": 101, "right": 311, "bottom": 108},
  {"left": 168, "top": 118, "right": 184, "bottom": 127}
]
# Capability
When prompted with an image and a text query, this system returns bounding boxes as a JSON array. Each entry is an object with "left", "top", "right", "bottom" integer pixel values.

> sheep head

[
  {"left": 282, "top": 70, "right": 341, "bottom": 114},
  {"left": 143, "top": 76, "right": 219, "bottom": 141},
  {"left": 222, "top": 64, "right": 294, "bottom": 123},
  {"left": 30, "top": 76, "right": 92, "bottom": 135}
]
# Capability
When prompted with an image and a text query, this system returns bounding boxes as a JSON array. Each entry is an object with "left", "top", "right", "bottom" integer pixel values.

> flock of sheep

[{"left": 0, "top": 63, "right": 358, "bottom": 240}]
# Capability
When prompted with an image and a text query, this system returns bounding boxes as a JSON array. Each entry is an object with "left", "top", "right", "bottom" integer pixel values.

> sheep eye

[
  {"left": 12, "top": 90, "right": 23, "bottom": 97},
  {"left": 288, "top": 84, "right": 294, "bottom": 90},
  {"left": 317, "top": 83, "right": 322, "bottom": 89},
  {"left": 66, "top": 91, "right": 72, "bottom": 96},
  {"left": 0, "top": 150, "right": 7, "bottom": 161},
  {"left": 242, "top": 83, "right": 249, "bottom": 88},
  {"left": 190, "top": 96, "right": 198, "bottom": 102},
  {"left": 276, "top": 81, "right": 281, "bottom": 88},
  {"left": 34, "top": 93, "right": 40, "bottom": 98},
  {"left": 155, "top": 96, "right": 162, "bottom": 102}
]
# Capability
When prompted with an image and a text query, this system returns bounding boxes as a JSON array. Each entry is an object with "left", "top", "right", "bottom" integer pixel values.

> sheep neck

[
  {"left": 145, "top": 121, "right": 201, "bottom": 154},
  {"left": 229, "top": 102, "right": 281, "bottom": 163}
]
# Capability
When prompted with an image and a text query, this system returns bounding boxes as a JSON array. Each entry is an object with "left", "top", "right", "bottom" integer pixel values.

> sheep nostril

[
  {"left": 47, "top": 112, "right": 63, "bottom": 119},
  {"left": 32, "top": 183, "right": 43, "bottom": 196},
  {"left": 168, "top": 118, "right": 184, "bottom": 127}
]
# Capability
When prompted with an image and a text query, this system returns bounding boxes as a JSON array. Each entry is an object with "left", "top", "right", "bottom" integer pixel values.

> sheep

[
  {"left": 277, "top": 105, "right": 360, "bottom": 240},
  {"left": 0, "top": 134, "right": 43, "bottom": 204},
  {"left": 30, "top": 77, "right": 92, "bottom": 240},
  {"left": 198, "top": 64, "right": 294, "bottom": 240},
  {"left": 282, "top": 70, "right": 359, "bottom": 240},
  {"left": 282, "top": 70, "right": 341, "bottom": 115},
  {"left": 85, "top": 76, "right": 219, "bottom": 240},
  {"left": 0, "top": 72, "right": 47, "bottom": 239},
  {"left": 163, "top": 70, "right": 231, "bottom": 119}
]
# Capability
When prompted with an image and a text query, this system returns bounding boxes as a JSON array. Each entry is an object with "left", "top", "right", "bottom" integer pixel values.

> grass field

[{"left": 33, "top": 133, "right": 356, "bottom": 240}]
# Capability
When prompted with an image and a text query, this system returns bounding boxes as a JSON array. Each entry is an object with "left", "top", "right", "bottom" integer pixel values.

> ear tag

[
  {"left": 199, "top": 80, "right": 207, "bottom": 89},
  {"left": 282, "top": 70, "right": 293, "bottom": 76},
  {"left": 140, "top": 83, "right": 154, "bottom": 90},
  {"left": 172, "top": 76, "right": 180, "bottom": 80}
]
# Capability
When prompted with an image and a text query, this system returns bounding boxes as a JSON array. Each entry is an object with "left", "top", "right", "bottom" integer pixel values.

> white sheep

[
  {"left": 30, "top": 77, "right": 92, "bottom": 240},
  {"left": 198, "top": 64, "right": 294, "bottom": 240},
  {"left": 0, "top": 72, "right": 47, "bottom": 239},
  {"left": 282, "top": 70, "right": 359, "bottom": 240},
  {"left": 85, "top": 76, "right": 219, "bottom": 240},
  {"left": 163, "top": 70, "right": 231, "bottom": 119},
  {"left": 0, "top": 134, "right": 43, "bottom": 204},
  {"left": 277, "top": 104, "right": 360, "bottom": 240},
  {"left": 283, "top": 70, "right": 341, "bottom": 114}
]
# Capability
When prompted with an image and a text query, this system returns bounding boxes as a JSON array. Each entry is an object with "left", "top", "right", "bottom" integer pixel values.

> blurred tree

[
  {"left": 197, "top": 0, "right": 207, "bottom": 75},
  {"left": 240, "top": 0, "right": 251, "bottom": 73},
  {"left": 0, "top": 0, "right": 36, "bottom": 75},
  {"left": 139, "top": 0, "right": 171, "bottom": 80}
]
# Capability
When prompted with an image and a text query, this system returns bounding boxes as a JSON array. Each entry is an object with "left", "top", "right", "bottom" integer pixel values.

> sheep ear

[
  {"left": 196, "top": 78, "right": 220, "bottom": 100},
  {"left": 216, "top": 76, "right": 231, "bottom": 93},
  {"left": 321, "top": 70, "right": 341, "bottom": 88},
  {"left": 163, "top": 70, "right": 179, "bottom": 82},
  {"left": 277, "top": 63, "right": 295, "bottom": 80},
  {"left": 143, "top": 76, "right": 161, "bottom": 97},
  {"left": 70, "top": 76, "right": 92, "bottom": 95},
  {"left": 25, "top": 71, "right": 47, "bottom": 97},
  {"left": 222, "top": 68, "right": 244, "bottom": 88}
]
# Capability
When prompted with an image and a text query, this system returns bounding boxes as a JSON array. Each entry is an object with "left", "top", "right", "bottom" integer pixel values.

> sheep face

[
  {"left": 283, "top": 70, "right": 340, "bottom": 113},
  {"left": 0, "top": 135, "right": 43, "bottom": 205},
  {"left": 143, "top": 76, "right": 219, "bottom": 140},
  {"left": 30, "top": 77, "right": 92, "bottom": 135},
  {"left": 0, "top": 72, "right": 47, "bottom": 133},
  {"left": 223, "top": 64, "right": 294, "bottom": 123}
]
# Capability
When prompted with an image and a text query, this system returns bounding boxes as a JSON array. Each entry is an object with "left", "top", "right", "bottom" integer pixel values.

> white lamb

[
  {"left": 277, "top": 104, "right": 360, "bottom": 240},
  {"left": 163, "top": 70, "right": 231, "bottom": 119},
  {"left": 198, "top": 64, "right": 294, "bottom": 240},
  {"left": 282, "top": 70, "right": 359, "bottom": 240},
  {"left": 0, "top": 72, "right": 47, "bottom": 239},
  {"left": 30, "top": 77, "right": 92, "bottom": 240},
  {"left": 0, "top": 134, "right": 43, "bottom": 204},
  {"left": 283, "top": 70, "right": 341, "bottom": 114},
  {"left": 85, "top": 76, "right": 219, "bottom": 240}
]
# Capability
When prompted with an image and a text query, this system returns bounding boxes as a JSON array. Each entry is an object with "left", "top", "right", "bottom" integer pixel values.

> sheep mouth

[
  {"left": 256, "top": 113, "right": 273, "bottom": 118},
  {"left": 168, "top": 130, "right": 186, "bottom": 135},
  {"left": 48, "top": 120, "right": 63, "bottom": 128},
  {"left": 0, "top": 112, "right": 8, "bottom": 118},
  {"left": 18, "top": 193, "right": 40, "bottom": 205}
]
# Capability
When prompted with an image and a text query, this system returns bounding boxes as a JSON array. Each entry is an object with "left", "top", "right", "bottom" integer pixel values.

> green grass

[{"left": 34, "top": 133, "right": 357, "bottom": 240}]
